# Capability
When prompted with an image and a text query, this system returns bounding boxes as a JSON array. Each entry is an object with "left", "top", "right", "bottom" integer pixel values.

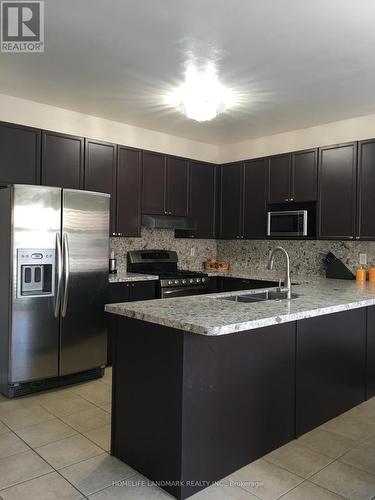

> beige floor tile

[
  {"left": 362, "top": 433, "right": 375, "bottom": 449},
  {"left": 100, "top": 403, "right": 112, "bottom": 413},
  {"left": 36, "top": 433, "right": 103, "bottom": 469},
  {"left": 191, "top": 483, "right": 259, "bottom": 499},
  {"left": 0, "top": 430, "right": 29, "bottom": 458},
  {"left": 62, "top": 407, "right": 110, "bottom": 433},
  {"left": 280, "top": 480, "right": 345, "bottom": 499},
  {"left": 297, "top": 428, "right": 357, "bottom": 459},
  {"left": 0, "top": 471, "right": 83, "bottom": 500},
  {"left": 59, "top": 452, "right": 136, "bottom": 496},
  {"left": 41, "top": 395, "right": 97, "bottom": 417},
  {"left": 321, "top": 414, "right": 375, "bottom": 442},
  {"left": 339, "top": 442, "right": 375, "bottom": 475},
  {"left": 72, "top": 381, "right": 112, "bottom": 406},
  {"left": 0, "top": 396, "right": 38, "bottom": 416},
  {"left": 31, "top": 387, "right": 77, "bottom": 404},
  {"left": 88, "top": 473, "right": 175, "bottom": 499},
  {"left": 102, "top": 368, "right": 112, "bottom": 386},
  {"left": 84, "top": 424, "right": 111, "bottom": 451},
  {"left": 0, "top": 420, "right": 10, "bottom": 434},
  {"left": 229, "top": 457, "right": 303, "bottom": 499},
  {"left": 0, "top": 449, "right": 52, "bottom": 489},
  {"left": 264, "top": 441, "right": 333, "bottom": 478},
  {"left": 15, "top": 418, "right": 77, "bottom": 448},
  {"left": 311, "top": 460, "right": 375, "bottom": 500},
  {"left": 0, "top": 404, "right": 55, "bottom": 430}
]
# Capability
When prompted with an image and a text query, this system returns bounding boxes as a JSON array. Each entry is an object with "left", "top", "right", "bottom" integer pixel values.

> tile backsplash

[
  {"left": 110, "top": 228, "right": 216, "bottom": 273},
  {"left": 216, "top": 239, "right": 375, "bottom": 277},
  {"left": 111, "top": 229, "right": 375, "bottom": 278}
]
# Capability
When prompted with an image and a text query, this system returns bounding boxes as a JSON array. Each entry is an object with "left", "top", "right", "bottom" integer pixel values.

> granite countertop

[
  {"left": 108, "top": 272, "right": 158, "bottom": 283},
  {"left": 105, "top": 278, "right": 375, "bottom": 336}
]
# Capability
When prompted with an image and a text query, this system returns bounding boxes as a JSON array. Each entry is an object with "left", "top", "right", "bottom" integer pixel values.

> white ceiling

[{"left": 1, "top": 0, "right": 375, "bottom": 144}]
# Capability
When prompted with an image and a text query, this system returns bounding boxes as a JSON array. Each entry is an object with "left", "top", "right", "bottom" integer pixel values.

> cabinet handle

[
  {"left": 290, "top": 198, "right": 294, "bottom": 201},
  {"left": 349, "top": 236, "right": 354, "bottom": 240},
  {"left": 284, "top": 198, "right": 289, "bottom": 202},
  {"left": 356, "top": 236, "right": 360, "bottom": 240}
]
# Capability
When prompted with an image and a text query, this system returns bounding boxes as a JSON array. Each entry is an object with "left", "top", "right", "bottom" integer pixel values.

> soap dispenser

[{"left": 109, "top": 250, "right": 117, "bottom": 274}]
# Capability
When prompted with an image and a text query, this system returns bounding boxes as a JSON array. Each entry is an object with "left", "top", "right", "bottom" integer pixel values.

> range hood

[{"left": 142, "top": 214, "right": 196, "bottom": 231}]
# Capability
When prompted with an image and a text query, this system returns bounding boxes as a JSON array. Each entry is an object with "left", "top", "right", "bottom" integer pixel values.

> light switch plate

[
  {"left": 190, "top": 247, "right": 195, "bottom": 257},
  {"left": 360, "top": 253, "right": 367, "bottom": 265}
]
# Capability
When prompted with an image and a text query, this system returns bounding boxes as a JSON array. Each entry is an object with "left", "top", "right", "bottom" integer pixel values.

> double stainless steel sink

[{"left": 220, "top": 290, "right": 300, "bottom": 303}]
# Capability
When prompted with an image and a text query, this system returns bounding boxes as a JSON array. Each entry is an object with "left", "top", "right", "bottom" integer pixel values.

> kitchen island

[{"left": 106, "top": 279, "right": 375, "bottom": 499}]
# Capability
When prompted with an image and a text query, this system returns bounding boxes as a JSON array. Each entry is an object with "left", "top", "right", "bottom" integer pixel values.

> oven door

[
  {"left": 161, "top": 285, "right": 210, "bottom": 299},
  {"left": 267, "top": 210, "right": 307, "bottom": 237}
]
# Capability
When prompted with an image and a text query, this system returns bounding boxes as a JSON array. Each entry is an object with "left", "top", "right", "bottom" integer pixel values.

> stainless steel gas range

[{"left": 127, "top": 250, "right": 210, "bottom": 298}]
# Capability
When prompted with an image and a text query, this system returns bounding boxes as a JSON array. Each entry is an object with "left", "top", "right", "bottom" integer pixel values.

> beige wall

[
  {"left": 0, "top": 93, "right": 219, "bottom": 163},
  {"left": 2, "top": 92, "right": 375, "bottom": 165},
  {"left": 219, "top": 113, "right": 375, "bottom": 163}
]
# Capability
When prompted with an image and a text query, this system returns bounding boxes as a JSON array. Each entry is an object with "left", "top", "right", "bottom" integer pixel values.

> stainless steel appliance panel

[
  {"left": 59, "top": 189, "right": 109, "bottom": 375},
  {"left": 11, "top": 185, "right": 61, "bottom": 382}
]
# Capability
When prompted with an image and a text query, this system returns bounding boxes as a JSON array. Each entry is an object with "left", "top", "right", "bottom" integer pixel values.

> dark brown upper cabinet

[
  {"left": 318, "top": 142, "right": 357, "bottom": 240},
  {"left": 187, "top": 161, "right": 217, "bottom": 239},
  {"left": 142, "top": 152, "right": 189, "bottom": 217},
  {"left": 291, "top": 149, "right": 318, "bottom": 202},
  {"left": 219, "top": 162, "right": 243, "bottom": 239},
  {"left": 268, "top": 150, "right": 317, "bottom": 203},
  {"left": 116, "top": 146, "right": 142, "bottom": 237},
  {"left": 84, "top": 139, "right": 117, "bottom": 234},
  {"left": 243, "top": 158, "right": 267, "bottom": 239},
  {"left": 166, "top": 156, "right": 189, "bottom": 216},
  {"left": 357, "top": 139, "right": 375, "bottom": 240},
  {"left": 0, "top": 121, "right": 41, "bottom": 185},
  {"left": 268, "top": 154, "right": 291, "bottom": 203},
  {"left": 142, "top": 151, "right": 167, "bottom": 215},
  {"left": 41, "top": 131, "right": 84, "bottom": 189}
]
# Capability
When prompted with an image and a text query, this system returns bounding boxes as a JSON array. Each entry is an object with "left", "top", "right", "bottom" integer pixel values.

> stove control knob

[
  {"left": 189, "top": 279, "right": 194, "bottom": 283},
  {"left": 168, "top": 280, "right": 173, "bottom": 285},
  {"left": 174, "top": 280, "right": 179, "bottom": 285},
  {"left": 196, "top": 278, "right": 201, "bottom": 283},
  {"left": 182, "top": 280, "right": 187, "bottom": 284},
  {"left": 202, "top": 278, "right": 206, "bottom": 283}
]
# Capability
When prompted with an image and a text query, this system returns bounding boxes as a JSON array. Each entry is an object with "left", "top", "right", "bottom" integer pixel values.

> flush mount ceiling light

[{"left": 168, "top": 63, "right": 235, "bottom": 122}]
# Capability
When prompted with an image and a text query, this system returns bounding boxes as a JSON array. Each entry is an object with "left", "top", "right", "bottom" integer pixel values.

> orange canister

[
  {"left": 356, "top": 267, "right": 367, "bottom": 281},
  {"left": 369, "top": 266, "right": 375, "bottom": 282}
]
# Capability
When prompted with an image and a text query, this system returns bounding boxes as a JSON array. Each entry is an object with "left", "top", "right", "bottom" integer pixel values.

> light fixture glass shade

[{"left": 169, "top": 64, "right": 234, "bottom": 122}]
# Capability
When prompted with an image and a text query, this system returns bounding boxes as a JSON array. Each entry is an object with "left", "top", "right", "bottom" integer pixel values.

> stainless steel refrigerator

[{"left": 0, "top": 184, "right": 110, "bottom": 397}]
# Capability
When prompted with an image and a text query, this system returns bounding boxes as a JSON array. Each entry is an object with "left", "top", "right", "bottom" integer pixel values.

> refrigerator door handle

[
  {"left": 61, "top": 232, "right": 70, "bottom": 318},
  {"left": 54, "top": 232, "right": 63, "bottom": 318}
]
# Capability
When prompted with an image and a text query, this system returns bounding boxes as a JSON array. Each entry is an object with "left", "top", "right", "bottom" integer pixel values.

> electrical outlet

[
  {"left": 360, "top": 253, "right": 367, "bottom": 266},
  {"left": 190, "top": 247, "right": 195, "bottom": 257}
]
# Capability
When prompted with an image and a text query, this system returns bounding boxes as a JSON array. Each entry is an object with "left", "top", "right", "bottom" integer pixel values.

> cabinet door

[
  {"left": 243, "top": 158, "right": 266, "bottom": 238},
  {"left": 367, "top": 306, "right": 375, "bottom": 399},
  {"left": 129, "top": 281, "right": 156, "bottom": 301},
  {"left": 0, "top": 121, "right": 41, "bottom": 185},
  {"left": 268, "top": 154, "right": 291, "bottom": 203},
  {"left": 142, "top": 151, "right": 166, "bottom": 215},
  {"left": 318, "top": 143, "right": 357, "bottom": 239},
  {"left": 41, "top": 131, "right": 84, "bottom": 189},
  {"left": 167, "top": 157, "right": 189, "bottom": 216},
  {"left": 291, "top": 149, "right": 317, "bottom": 202},
  {"left": 357, "top": 140, "right": 375, "bottom": 240},
  {"left": 84, "top": 139, "right": 117, "bottom": 234},
  {"left": 296, "top": 309, "right": 366, "bottom": 436},
  {"left": 219, "top": 163, "right": 243, "bottom": 239},
  {"left": 116, "top": 147, "right": 142, "bottom": 237},
  {"left": 189, "top": 162, "right": 217, "bottom": 238}
]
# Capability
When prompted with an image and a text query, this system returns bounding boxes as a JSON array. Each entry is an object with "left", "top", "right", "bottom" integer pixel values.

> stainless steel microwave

[{"left": 267, "top": 210, "right": 308, "bottom": 237}]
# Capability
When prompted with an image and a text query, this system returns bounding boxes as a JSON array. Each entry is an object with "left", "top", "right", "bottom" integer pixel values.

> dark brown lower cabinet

[
  {"left": 367, "top": 306, "right": 375, "bottom": 399},
  {"left": 296, "top": 309, "right": 366, "bottom": 436},
  {"left": 112, "top": 318, "right": 295, "bottom": 499},
  {"left": 106, "top": 281, "right": 156, "bottom": 365}
]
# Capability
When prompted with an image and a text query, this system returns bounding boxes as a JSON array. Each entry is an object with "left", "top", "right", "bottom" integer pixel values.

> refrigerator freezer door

[
  {"left": 60, "top": 189, "right": 110, "bottom": 375},
  {"left": 11, "top": 185, "right": 61, "bottom": 382}
]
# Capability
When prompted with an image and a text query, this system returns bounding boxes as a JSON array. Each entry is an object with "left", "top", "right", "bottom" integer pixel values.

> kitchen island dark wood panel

[
  {"left": 111, "top": 318, "right": 295, "bottom": 499},
  {"left": 366, "top": 305, "right": 375, "bottom": 399},
  {"left": 296, "top": 308, "right": 366, "bottom": 436}
]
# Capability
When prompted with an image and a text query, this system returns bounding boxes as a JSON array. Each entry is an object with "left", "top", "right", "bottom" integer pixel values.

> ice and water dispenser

[{"left": 17, "top": 249, "right": 55, "bottom": 298}]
